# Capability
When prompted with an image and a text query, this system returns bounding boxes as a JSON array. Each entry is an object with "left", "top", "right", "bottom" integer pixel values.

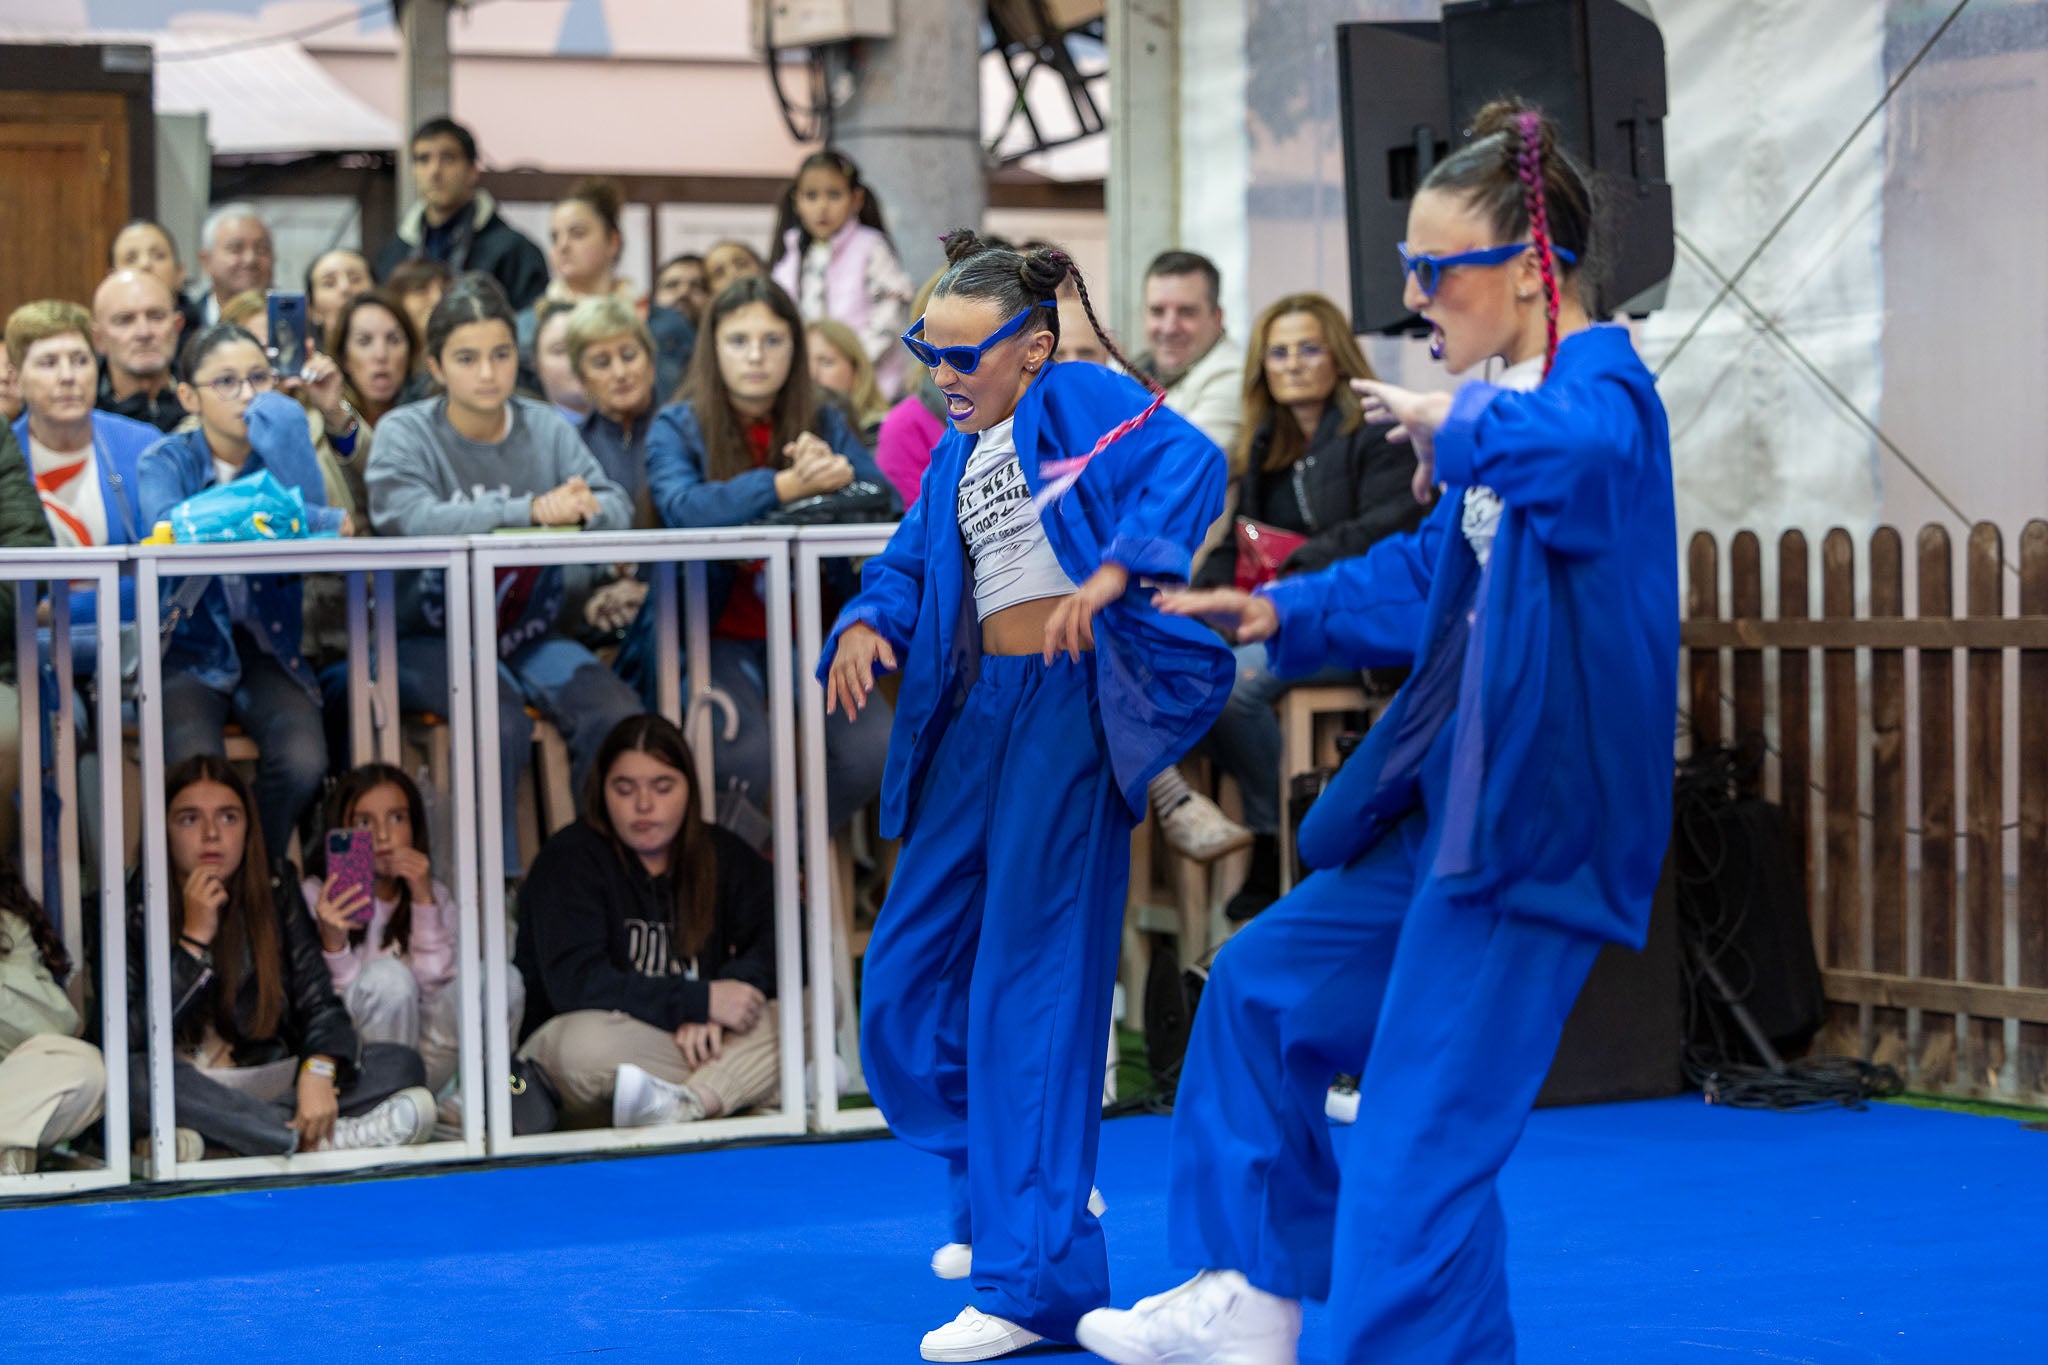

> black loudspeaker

[
  {"left": 1337, "top": 0, "right": 1674, "bottom": 333},
  {"left": 1537, "top": 849, "right": 1685, "bottom": 1108}
]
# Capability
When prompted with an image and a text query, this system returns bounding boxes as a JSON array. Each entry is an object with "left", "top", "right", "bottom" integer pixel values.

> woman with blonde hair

[
  {"left": 806, "top": 317, "right": 890, "bottom": 441},
  {"left": 1190, "top": 290, "right": 1424, "bottom": 922}
]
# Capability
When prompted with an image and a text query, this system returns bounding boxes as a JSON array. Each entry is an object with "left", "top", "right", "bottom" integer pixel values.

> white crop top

[{"left": 957, "top": 417, "right": 1076, "bottom": 621}]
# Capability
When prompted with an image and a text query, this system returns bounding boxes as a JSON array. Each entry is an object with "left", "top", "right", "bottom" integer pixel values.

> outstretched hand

[
  {"left": 1152, "top": 585, "right": 1280, "bottom": 644},
  {"left": 1353, "top": 379, "right": 1453, "bottom": 504}
]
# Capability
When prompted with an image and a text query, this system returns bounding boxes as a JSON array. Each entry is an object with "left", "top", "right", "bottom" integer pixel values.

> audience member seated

[
  {"left": 111, "top": 219, "right": 203, "bottom": 339},
  {"left": 8, "top": 300, "right": 154, "bottom": 553},
  {"left": 140, "top": 323, "right": 348, "bottom": 859},
  {"left": 306, "top": 248, "right": 374, "bottom": 342},
  {"left": 119, "top": 755, "right": 436, "bottom": 1157},
  {"left": 365, "top": 277, "right": 643, "bottom": 875},
  {"left": 385, "top": 258, "right": 454, "bottom": 366},
  {"left": 376, "top": 116, "right": 549, "bottom": 312},
  {"left": 216, "top": 289, "right": 367, "bottom": 528},
  {"left": 303, "top": 763, "right": 515, "bottom": 1095},
  {"left": 645, "top": 277, "right": 895, "bottom": 835},
  {"left": 1135, "top": 249, "right": 1246, "bottom": 460},
  {"left": 329, "top": 289, "right": 421, "bottom": 439},
  {"left": 1193, "top": 291, "right": 1423, "bottom": 920},
  {"left": 873, "top": 268, "right": 947, "bottom": 507},
  {"left": 0, "top": 434, "right": 53, "bottom": 887},
  {"left": 92, "top": 269, "right": 187, "bottom": 432},
  {"left": 0, "top": 851, "right": 106, "bottom": 1175},
  {"left": 523, "top": 179, "right": 636, "bottom": 347},
  {"left": 703, "top": 239, "right": 766, "bottom": 297},
  {"left": 653, "top": 252, "right": 711, "bottom": 326},
  {"left": 514, "top": 715, "right": 779, "bottom": 1129},
  {"left": 192, "top": 204, "right": 275, "bottom": 326},
  {"left": 807, "top": 318, "right": 890, "bottom": 444},
  {"left": 567, "top": 295, "right": 659, "bottom": 520},
  {"left": 531, "top": 298, "right": 590, "bottom": 426}
]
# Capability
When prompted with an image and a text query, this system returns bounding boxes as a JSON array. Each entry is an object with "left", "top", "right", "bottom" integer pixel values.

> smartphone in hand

[
  {"left": 267, "top": 290, "right": 311, "bottom": 377},
  {"left": 325, "top": 828, "right": 377, "bottom": 925}
]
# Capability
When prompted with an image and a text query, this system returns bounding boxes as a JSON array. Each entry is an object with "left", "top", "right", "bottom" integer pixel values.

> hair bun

[
  {"left": 940, "top": 228, "right": 987, "bottom": 267},
  {"left": 1018, "top": 247, "right": 1069, "bottom": 298},
  {"left": 1469, "top": 97, "right": 1557, "bottom": 157}
]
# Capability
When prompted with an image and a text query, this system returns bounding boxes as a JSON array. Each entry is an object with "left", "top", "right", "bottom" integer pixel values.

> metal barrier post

[
  {"left": 0, "top": 549, "right": 131, "bottom": 1199},
  {"left": 792, "top": 524, "right": 901, "bottom": 1135},
  {"left": 467, "top": 527, "right": 806, "bottom": 1157}
]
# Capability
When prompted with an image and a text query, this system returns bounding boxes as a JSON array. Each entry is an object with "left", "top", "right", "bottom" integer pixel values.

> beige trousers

[
  {"left": 0, "top": 1034, "right": 106, "bottom": 1149},
  {"left": 518, "top": 1001, "right": 788, "bottom": 1127}
]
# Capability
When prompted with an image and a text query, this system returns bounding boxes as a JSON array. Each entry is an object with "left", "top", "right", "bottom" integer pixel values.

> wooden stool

[{"left": 1276, "top": 684, "right": 1376, "bottom": 894}]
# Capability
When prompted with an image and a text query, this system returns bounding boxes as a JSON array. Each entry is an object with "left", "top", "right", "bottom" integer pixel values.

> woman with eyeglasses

[
  {"left": 643, "top": 276, "right": 896, "bottom": 837},
  {"left": 1079, "top": 100, "right": 1677, "bottom": 1365},
  {"left": 818, "top": 230, "right": 1232, "bottom": 1362},
  {"left": 139, "top": 322, "right": 352, "bottom": 859},
  {"left": 1189, "top": 291, "right": 1425, "bottom": 923}
]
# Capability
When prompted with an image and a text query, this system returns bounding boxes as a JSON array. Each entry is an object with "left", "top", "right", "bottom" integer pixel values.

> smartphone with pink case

[{"left": 325, "top": 828, "right": 377, "bottom": 926}]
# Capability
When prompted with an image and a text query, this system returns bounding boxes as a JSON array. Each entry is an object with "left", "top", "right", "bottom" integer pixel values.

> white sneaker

[
  {"left": 1075, "top": 1269, "right": 1301, "bottom": 1365},
  {"left": 931, "top": 1187, "right": 1108, "bottom": 1280},
  {"left": 1159, "top": 793, "right": 1255, "bottom": 864},
  {"left": 325, "top": 1087, "right": 437, "bottom": 1150},
  {"left": 920, "top": 1306, "right": 1043, "bottom": 1362},
  {"left": 0, "top": 1147, "right": 34, "bottom": 1175},
  {"left": 612, "top": 1062, "right": 706, "bottom": 1128},
  {"left": 131, "top": 1128, "right": 207, "bottom": 1164}
]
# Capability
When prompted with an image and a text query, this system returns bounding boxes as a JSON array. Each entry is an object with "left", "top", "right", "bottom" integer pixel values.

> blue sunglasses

[
  {"left": 1397, "top": 241, "right": 1578, "bottom": 300},
  {"left": 901, "top": 301, "right": 1057, "bottom": 375}
]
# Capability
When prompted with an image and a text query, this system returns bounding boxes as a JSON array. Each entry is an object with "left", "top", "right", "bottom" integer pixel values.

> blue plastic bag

[{"left": 167, "top": 469, "right": 338, "bottom": 543}]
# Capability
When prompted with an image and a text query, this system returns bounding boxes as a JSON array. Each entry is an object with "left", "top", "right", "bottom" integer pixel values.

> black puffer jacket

[
  {"left": 118, "top": 861, "right": 362, "bottom": 1082},
  {"left": 1195, "top": 405, "right": 1425, "bottom": 588}
]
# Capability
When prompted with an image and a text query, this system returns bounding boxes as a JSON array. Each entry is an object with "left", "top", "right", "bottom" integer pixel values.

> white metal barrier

[
  {"left": 467, "top": 528, "right": 808, "bottom": 1157},
  {"left": 0, "top": 548, "right": 130, "bottom": 1199},
  {"left": 792, "top": 524, "right": 901, "bottom": 1136},
  {"left": 130, "top": 537, "right": 483, "bottom": 1180}
]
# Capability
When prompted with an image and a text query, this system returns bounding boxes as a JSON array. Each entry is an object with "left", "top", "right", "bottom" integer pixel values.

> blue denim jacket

[{"left": 137, "top": 392, "right": 345, "bottom": 697}]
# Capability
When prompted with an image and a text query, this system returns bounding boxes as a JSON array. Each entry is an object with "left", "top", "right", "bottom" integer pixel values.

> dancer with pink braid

[{"left": 1077, "top": 99, "right": 1677, "bottom": 1365}]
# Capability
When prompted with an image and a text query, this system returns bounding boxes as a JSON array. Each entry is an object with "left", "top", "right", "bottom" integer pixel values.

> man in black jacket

[{"left": 375, "top": 117, "right": 550, "bottom": 311}]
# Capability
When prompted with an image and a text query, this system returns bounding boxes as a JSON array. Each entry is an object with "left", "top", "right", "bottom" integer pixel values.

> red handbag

[{"left": 1233, "top": 517, "right": 1309, "bottom": 591}]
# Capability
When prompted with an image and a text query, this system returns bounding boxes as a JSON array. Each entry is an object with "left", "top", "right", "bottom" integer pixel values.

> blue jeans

[
  {"left": 161, "top": 636, "right": 327, "bottom": 858},
  {"left": 398, "top": 632, "right": 644, "bottom": 875},
  {"left": 1200, "top": 641, "right": 1357, "bottom": 835},
  {"left": 708, "top": 636, "right": 889, "bottom": 835}
]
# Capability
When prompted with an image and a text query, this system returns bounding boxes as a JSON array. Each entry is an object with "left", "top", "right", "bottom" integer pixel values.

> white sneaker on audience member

[
  {"left": 1075, "top": 1269, "right": 1301, "bottom": 1365},
  {"left": 131, "top": 1127, "right": 206, "bottom": 1165},
  {"left": 931, "top": 1187, "right": 1108, "bottom": 1280},
  {"left": 0, "top": 1147, "right": 33, "bottom": 1175},
  {"left": 612, "top": 1063, "right": 707, "bottom": 1128},
  {"left": 1159, "top": 792, "right": 1254, "bottom": 864},
  {"left": 920, "top": 1306, "right": 1043, "bottom": 1362},
  {"left": 325, "top": 1087, "right": 437, "bottom": 1150}
]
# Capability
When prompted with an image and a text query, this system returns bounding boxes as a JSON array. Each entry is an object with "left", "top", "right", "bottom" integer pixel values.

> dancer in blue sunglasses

[
  {"left": 820, "top": 229, "right": 1234, "bottom": 1361},
  {"left": 1078, "top": 98, "right": 1678, "bottom": 1365}
]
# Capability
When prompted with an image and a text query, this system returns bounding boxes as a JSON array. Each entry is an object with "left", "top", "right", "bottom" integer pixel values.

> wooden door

[{"left": 0, "top": 91, "right": 130, "bottom": 320}]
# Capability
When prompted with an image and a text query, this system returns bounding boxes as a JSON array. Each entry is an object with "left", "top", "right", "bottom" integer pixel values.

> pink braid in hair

[
  {"left": 1031, "top": 250, "right": 1169, "bottom": 510},
  {"left": 1516, "top": 111, "right": 1561, "bottom": 378}
]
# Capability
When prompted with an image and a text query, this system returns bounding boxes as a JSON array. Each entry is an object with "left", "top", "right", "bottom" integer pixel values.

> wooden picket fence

[{"left": 1681, "top": 522, "right": 2048, "bottom": 1105}]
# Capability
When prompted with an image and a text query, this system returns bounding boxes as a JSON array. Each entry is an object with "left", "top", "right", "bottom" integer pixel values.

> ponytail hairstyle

[
  {"left": 563, "top": 177, "right": 624, "bottom": 243},
  {"left": 0, "top": 850, "right": 69, "bottom": 982},
  {"left": 176, "top": 321, "right": 265, "bottom": 386},
  {"left": 771, "top": 149, "right": 892, "bottom": 269},
  {"left": 424, "top": 271, "right": 519, "bottom": 363},
  {"left": 1420, "top": 98, "right": 1595, "bottom": 377},
  {"left": 930, "top": 229, "right": 1167, "bottom": 499}
]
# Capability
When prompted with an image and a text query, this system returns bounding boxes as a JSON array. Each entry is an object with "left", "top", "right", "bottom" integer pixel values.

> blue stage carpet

[{"left": 1, "top": 1097, "right": 2039, "bottom": 1362}]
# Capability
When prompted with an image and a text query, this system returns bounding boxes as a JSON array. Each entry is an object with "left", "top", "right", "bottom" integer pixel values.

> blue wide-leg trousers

[
  {"left": 1167, "top": 809, "right": 1601, "bottom": 1364},
  {"left": 859, "top": 652, "right": 1134, "bottom": 1342}
]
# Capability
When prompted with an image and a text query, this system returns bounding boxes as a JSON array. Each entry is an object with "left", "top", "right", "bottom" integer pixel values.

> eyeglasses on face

[
  {"left": 901, "top": 301, "right": 1057, "bottom": 375},
  {"left": 1396, "top": 241, "right": 1578, "bottom": 300},
  {"left": 195, "top": 369, "right": 278, "bottom": 401},
  {"left": 1264, "top": 341, "right": 1329, "bottom": 366}
]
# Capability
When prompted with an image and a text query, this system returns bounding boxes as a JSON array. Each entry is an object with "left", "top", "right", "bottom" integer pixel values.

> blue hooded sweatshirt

[
  {"left": 1261, "top": 324, "right": 1677, "bottom": 948},
  {"left": 817, "top": 360, "right": 1236, "bottom": 839}
]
